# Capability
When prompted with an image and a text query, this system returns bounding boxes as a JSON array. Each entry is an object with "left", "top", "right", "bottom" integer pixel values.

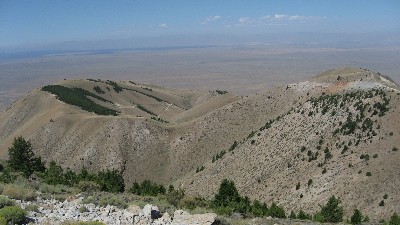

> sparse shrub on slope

[
  {"left": 93, "top": 86, "right": 105, "bottom": 94},
  {"left": 165, "top": 185, "right": 185, "bottom": 207},
  {"left": 105, "top": 80, "right": 123, "bottom": 93}
]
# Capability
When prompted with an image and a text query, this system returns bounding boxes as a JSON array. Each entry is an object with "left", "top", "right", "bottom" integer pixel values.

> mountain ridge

[{"left": 0, "top": 67, "right": 399, "bottom": 219}]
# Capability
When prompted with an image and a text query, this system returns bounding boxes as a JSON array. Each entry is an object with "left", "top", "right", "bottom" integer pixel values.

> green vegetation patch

[
  {"left": 124, "top": 87, "right": 164, "bottom": 102},
  {"left": 105, "top": 80, "right": 123, "bottom": 93},
  {"left": 42, "top": 85, "right": 119, "bottom": 116},
  {"left": 137, "top": 104, "right": 157, "bottom": 116}
]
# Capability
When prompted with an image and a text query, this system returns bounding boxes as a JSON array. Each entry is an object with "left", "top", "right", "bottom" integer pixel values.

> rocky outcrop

[{"left": 17, "top": 196, "right": 217, "bottom": 225}]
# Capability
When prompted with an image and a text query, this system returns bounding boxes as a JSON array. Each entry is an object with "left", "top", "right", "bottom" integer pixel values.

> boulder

[{"left": 172, "top": 210, "right": 217, "bottom": 225}]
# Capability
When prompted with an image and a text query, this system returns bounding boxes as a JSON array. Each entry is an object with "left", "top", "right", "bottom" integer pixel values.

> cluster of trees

[
  {"left": 137, "top": 104, "right": 157, "bottom": 116},
  {"left": 212, "top": 179, "right": 285, "bottom": 218},
  {"left": 3, "top": 137, "right": 399, "bottom": 224},
  {"left": 42, "top": 85, "right": 119, "bottom": 116},
  {"left": 105, "top": 80, "right": 123, "bottom": 93},
  {"left": 128, "top": 180, "right": 166, "bottom": 196},
  {"left": 93, "top": 86, "right": 105, "bottom": 94},
  {"left": 2, "top": 137, "right": 125, "bottom": 193}
]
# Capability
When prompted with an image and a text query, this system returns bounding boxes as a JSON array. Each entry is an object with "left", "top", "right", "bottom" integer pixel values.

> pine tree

[
  {"left": 320, "top": 195, "right": 343, "bottom": 223},
  {"left": 212, "top": 179, "right": 240, "bottom": 207},
  {"left": 7, "top": 137, "right": 45, "bottom": 177},
  {"left": 351, "top": 209, "right": 363, "bottom": 225}
]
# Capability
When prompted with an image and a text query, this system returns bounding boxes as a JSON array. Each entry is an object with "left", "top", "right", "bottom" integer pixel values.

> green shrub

[
  {"left": 268, "top": 202, "right": 286, "bottom": 218},
  {"left": 383, "top": 193, "right": 388, "bottom": 199},
  {"left": 99, "top": 196, "right": 127, "bottom": 209},
  {"left": 320, "top": 195, "right": 343, "bottom": 223},
  {"left": 366, "top": 172, "right": 372, "bottom": 176},
  {"left": 0, "top": 206, "right": 26, "bottom": 224},
  {"left": 44, "top": 161, "right": 65, "bottom": 185},
  {"left": 313, "top": 212, "right": 325, "bottom": 223},
  {"left": 179, "top": 195, "right": 209, "bottom": 210},
  {"left": 76, "top": 181, "right": 101, "bottom": 193},
  {"left": 0, "top": 196, "right": 15, "bottom": 209},
  {"left": 0, "top": 168, "right": 17, "bottom": 184},
  {"left": 105, "top": 80, "right": 123, "bottom": 93},
  {"left": 137, "top": 104, "right": 157, "bottom": 116},
  {"left": 93, "top": 86, "right": 105, "bottom": 94},
  {"left": 251, "top": 200, "right": 268, "bottom": 217},
  {"left": 379, "top": 200, "right": 384, "bottom": 206},
  {"left": 389, "top": 213, "right": 400, "bottom": 225},
  {"left": 298, "top": 210, "right": 311, "bottom": 220},
  {"left": 24, "top": 204, "right": 39, "bottom": 212},
  {"left": 38, "top": 183, "right": 60, "bottom": 194},
  {"left": 296, "top": 182, "right": 300, "bottom": 190},
  {"left": 2, "top": 184, "right": 37, "bottom": 201},
  {"left": 0, "top": 216, "right": 5, "bottom": 225},
  {"left": 308, "top": 179, "right": 313, "bottom": 187},
  {"left": 166, "top": 188, "right": 185, "bottom": 207},
  {"left": 350, "top": 209, "right": 362, "bottom": 225},
  {"left": 79, "top": 206, "right": 88, "bottom": 213},
  {"left": 82, "top": 196, "right": 96, "bottom": 205}
]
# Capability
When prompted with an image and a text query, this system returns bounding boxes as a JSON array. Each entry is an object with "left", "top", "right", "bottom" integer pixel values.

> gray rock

[{"left": 172, "top": 210, "right": 217, "bottom": 225}]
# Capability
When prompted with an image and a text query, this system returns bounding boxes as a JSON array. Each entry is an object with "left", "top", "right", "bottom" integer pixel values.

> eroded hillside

[
  {"left": 177, "top": 68, "right": 400, "bottom": 219},
  {"left": 0, "top": 67, "right": 399, "bottom": 220}
]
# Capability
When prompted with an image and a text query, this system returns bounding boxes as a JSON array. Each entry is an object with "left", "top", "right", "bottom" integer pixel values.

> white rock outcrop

[{"left": 16, "top": 196, "right": 217, "bottom": 225}]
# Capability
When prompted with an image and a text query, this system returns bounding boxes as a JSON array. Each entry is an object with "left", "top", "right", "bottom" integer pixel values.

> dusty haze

[{"left": 1, "top": 46, "right": 400, "bottom": 111}]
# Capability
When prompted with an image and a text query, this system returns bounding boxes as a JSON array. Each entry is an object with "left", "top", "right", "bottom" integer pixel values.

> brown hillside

[{"left": 0, "top": 68, "right": 399, "bottom": 220}]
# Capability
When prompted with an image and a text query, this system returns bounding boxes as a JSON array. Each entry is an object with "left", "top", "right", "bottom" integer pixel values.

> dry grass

[{"left": 2, "top": 183, "right": 37, "bottom": 201}]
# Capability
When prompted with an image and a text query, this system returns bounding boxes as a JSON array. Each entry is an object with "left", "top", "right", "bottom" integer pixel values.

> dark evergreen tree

[
  {"left": 268, "top": 202, "right": 286, "bottom": 218},
  {"left": 212, "top": 179, "right": 240, "bottom": 207},
  {"left": 350, "top": 209, "right": 363, "bottom": 225},
  {"left": 96, "top": 169, "right": 125, "bottom": 193},
  {"left": 7, "top": 137, "right": 45, "bottom": 177},
  {"left": 44, "top": 161, "right": 64, "bottom": 185},
  {"left": 320, "top": 195, "right": 343, "bottom": 223}
]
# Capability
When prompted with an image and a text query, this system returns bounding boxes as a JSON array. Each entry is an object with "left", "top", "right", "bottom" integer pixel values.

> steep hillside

[
  {"left": 177, "top": 68, "right": 400, "bottom": 219},
  {"left": 0, "top": 67, "right": 399, "bottom": 220}
]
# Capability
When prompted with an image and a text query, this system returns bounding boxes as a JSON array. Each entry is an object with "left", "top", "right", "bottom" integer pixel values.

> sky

[{"left": 0, "top": 0, "right": 399, "bottom": 49}]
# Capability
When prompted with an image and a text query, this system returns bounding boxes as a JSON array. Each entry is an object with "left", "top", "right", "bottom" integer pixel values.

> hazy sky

[{"left": 1, "top": 0, "right": 399, "bottom": 48}]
